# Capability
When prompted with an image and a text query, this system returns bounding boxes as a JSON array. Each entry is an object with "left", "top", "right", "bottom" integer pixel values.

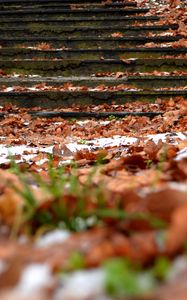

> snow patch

[
  {"left": 0, "top": 260, "right": 7, "bottom": 274},
  {"left": 0, "top": 132, "right": 186, "bottom": 165},
  {"left": 176, "top": 147, "right": 187, "bottom": 161},
  {"left": 36, "top": 229, "right": 70, "bottom": 248},
  {"left": 16, "top": 264, "right": 53, "bottom": 296},
  {"left": 55, "top": 269, "right": 105, "bottom": 300},
  {"left": 168, "top": 256, "right": 187, "bottom": 281}
]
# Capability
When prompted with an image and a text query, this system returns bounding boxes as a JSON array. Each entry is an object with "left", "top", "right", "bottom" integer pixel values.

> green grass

[
  {"left": 104, "top": 258, "right": 156, "bottom": 297},
  {"left": 78, "top": 139, "right": 88, "bottom": 144},
  {"left": 8, "top": 156, "right": 167, "bottom": 235},
  {"left": 103, "top": 256, "right": 171, "bottom": 298}
]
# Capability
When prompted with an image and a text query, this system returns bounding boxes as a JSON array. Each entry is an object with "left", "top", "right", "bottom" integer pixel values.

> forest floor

[{"left": 0, "top": 0, "right": 186, "bottom": 299}]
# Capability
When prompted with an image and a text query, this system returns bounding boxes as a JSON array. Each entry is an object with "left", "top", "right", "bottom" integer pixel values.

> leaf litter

[
  {"left": 0, "top": 96, "right": 186, "bottom": 299},
  {"left": 0, "top": 0, "right": 186, "bottom": 299}
]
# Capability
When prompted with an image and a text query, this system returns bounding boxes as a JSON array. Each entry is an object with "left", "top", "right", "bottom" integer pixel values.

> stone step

[
  {"left": 0, "top": 111, "right": 162, "bottom": 119},
  {"left": 0, "top": 47, "right": 186, "bottom": 60},
  {"left": 1, "top": 0, "right": 185, "bottom": 111},
  {"left": 0, "top": 36, "right": 181, "bottom": 48},
  {"left": 0, "top": 2, "right": 137, "bottom": 9},
  {"left": 0, "top": 76, "right": 186, "bottom": 89},
  {"left": 0, "top": 59, "right": 186, "bottom": 76},
  {"left": 0, "top": 90, "right": 186, "bottom": 108},
  {"left": 0, "top": 16, "right": 160, "bottom": 27},
  {"left": 0, "top": 24, "right": 178, "bottom": 38},
  {"left": 0, "top": 0, "right": 134, "bottom": 3},
  {"left": 0, "top": 8, "right": 149, "bottom": 19}
]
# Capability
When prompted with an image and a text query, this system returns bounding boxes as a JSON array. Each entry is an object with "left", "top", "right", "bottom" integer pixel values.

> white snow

[
  {"left": 0, "top": 260, "right": 7, "bottom": 274},
  {"left": 55, "top": 269, "right": 105, "bottom": 300},
  {"left": 147, "top": 132, "right": 186, "bottom": 144},
  {"left": 168, "top": 182, "right": 187, "bottom": 192},
  {"left": 168, "top": 256, "right": 187, "bottom": 281},
  {"left": 36, "top": 229, "right": 70, "bottom": 248},
  {"left": 0, "top": 132, "right": 186, "bottom": 165},
  {"left": 16, "top": 264, "right": 53, "bottom": 296},
  {"left": 0, "top": 144, "right": 54, "bottom": 164},
  {"left": 175, "top": 147, "right": 187, "bottom": 161}
]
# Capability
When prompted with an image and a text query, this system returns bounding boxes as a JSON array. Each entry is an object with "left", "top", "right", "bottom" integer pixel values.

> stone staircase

[{"left": 0, "top": 0, "right": 186, "bottom": 112}]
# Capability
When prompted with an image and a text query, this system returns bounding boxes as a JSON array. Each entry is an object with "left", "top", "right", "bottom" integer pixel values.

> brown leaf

[
  {"left": 111, "top": 32, "right": 123, "bottom": 38},
  {"left": 166, "top": 204, "right": 187, "bottom": 254},
  {"left": 0, "top": 256, "right": 23, "bottom": 289}
]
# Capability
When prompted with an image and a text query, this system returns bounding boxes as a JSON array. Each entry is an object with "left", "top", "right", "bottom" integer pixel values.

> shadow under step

[
  {"left": 0, "top": 36, "right": 182, "bottom": 48},
  {"left": 0, "top": 111, "right": 162, "bottom": 119},
  {"left": 0, "top": 47, "right": 186, "bottom": 60},
  {"left": 0, "top": 24, "right": 178, "bottom": 38},
  {"left": 0, "top": 2, "right": 137, "bottom": 9},
  {"left": 0, "top": 0, "right": 137, "bottom": 3},
  {"left": 0, "top": 16, "right": 160, "bottom": 27},
  {"left": 1, "top": 76, "right": 186, "bottom": 89},
  {"left": 0, "top": 90, "right": 186, "bottom": 108},
  {"left": 0, "top": 8, "right": 149, "bottom": 19},
  {"left": 0, "top": 59, "right": 186, "bottom": 76}
]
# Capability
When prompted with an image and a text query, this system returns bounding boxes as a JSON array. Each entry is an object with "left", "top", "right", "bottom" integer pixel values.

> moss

[
  {"left": 1, "top": 59, "right": 186, "bottom": 76},
  {"left": 28, "top": 23, "right": 48, "bottom": 33},
  {"left": 28, "top": 24, "right": 74, "bottom": 35},
  {"left": 0, "top": 90, "right": 186, "bottom": 109}
]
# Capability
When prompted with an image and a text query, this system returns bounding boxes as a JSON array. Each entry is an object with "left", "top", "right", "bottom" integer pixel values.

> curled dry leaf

[
  {"left": 0, "top": 170, "right": 50, "bottom": 225},
  {"left": 111, "top": 32, "right": 123, "bottom": 38},
  {"left": 166, "top": 204, "right": 187, "bottom": 255}
]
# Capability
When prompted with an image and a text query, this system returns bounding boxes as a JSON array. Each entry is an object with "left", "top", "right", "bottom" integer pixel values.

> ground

[{"left": 0, "top": 0, "right": 186, "bottom": 299}]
